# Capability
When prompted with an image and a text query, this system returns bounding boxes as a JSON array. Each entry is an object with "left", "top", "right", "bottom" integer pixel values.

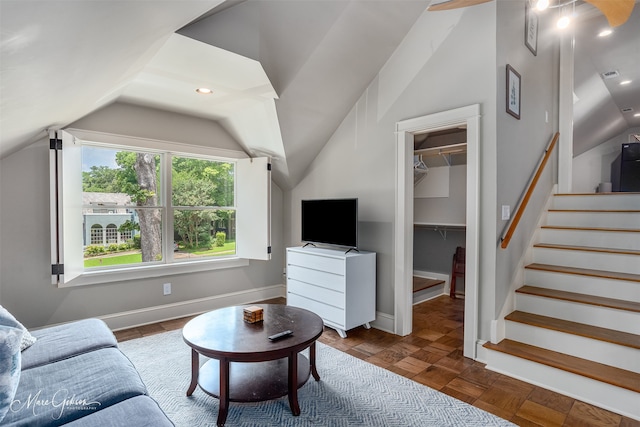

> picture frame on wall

[
  {"left": 506, "top": 64, "right": 521, "bottom": 120},
  {"left": 525, "top": 2, "right": 538, "bottom": 56}
]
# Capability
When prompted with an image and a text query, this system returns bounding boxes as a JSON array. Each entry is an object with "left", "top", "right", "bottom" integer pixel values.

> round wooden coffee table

[{"left": 182, "top": 304, "right": 323, "bottom": 426}]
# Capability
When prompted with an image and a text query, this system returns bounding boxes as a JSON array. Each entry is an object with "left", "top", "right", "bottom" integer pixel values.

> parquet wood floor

[{"left": 114, "top": 296, "right": 639, "bottom": 426}]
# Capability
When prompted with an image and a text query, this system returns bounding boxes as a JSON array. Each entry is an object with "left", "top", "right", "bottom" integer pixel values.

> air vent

[
  {"left": 601, "top": 70, "right": 620, "bottom": 79},
  {"left": 621, "top": 107, "right": 634, "bottom": 113}
]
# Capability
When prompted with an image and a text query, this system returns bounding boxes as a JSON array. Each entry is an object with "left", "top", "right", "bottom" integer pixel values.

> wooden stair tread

[
  {"left": 555, "top": 192, "right": 640, "bottom": 196},
  {"left": 525, "top": 263, "right": 640, "bottom": 283},
  {"left": 541, "top": 225, "right": 640, "bottom": 233},
  {"left": 413, "top": 277, "right": 444, "bottom": 293},
  {"left": 483, "top": 339, "right": 640, "bottom": 393},
  {"left": 506, "top": 311, "right": 640, "bottom": 349},
  {"left": 516, "top": 285, "right": 640, "bottom": 313},
  {"left": 548, "top": 209, "right": 640, "bottom": 213},
  {"left": 534, "top": 243, "right": 640, "bottom": 256}
]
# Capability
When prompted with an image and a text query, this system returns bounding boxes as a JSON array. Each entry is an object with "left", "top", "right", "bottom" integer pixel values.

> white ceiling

[
  {"left": 572, "top": 1, "right": 640, "bottom": 155},
  {"left": 1, "top": 0, "right": 638, "bottom": 189}
]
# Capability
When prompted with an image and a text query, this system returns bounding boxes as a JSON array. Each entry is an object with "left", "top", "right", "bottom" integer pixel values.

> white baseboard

[
  {"left": 475, "top": 339, "right": 489, "bottom": 364},
  {"left": 102, "top": 284, "right": 286, "bottom": 331},
  {"left": 371, "top": 310, "right": 394, "bottom": 334}
]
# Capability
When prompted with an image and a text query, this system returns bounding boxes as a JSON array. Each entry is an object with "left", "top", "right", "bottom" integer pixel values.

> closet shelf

[{"left": 414, "top": 222, "right": 466, "bottom": 240}]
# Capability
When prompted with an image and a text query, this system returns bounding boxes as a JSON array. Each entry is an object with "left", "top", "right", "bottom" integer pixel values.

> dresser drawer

[
  {"left": 287, "top": 251, "right": 344, "bottom": 276},
  {"left": 287, "top": 265, "right": 345, "bottom": 293},
  {"left": 287, "top": 293, "right": 345, "bottom": 328},
  {"left": 287, "top": 279, "right": 344, "bottom": 309}
]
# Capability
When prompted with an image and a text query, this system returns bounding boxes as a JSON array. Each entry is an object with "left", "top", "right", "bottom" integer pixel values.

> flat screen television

[{"left": 301, "top": 198, "right": 358, "bottom": 249}]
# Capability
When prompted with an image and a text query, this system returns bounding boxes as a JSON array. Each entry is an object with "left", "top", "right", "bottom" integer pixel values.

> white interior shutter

[
  {"left": 236, "top": 157, "right": 271, "bottom": 260},
  {"left": 49, "top": 129, "right": 84, "bottom": 285}
]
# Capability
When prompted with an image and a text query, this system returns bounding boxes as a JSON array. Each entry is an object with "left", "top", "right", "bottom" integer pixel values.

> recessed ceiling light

[
  {"left": 195, "top": 88, "right": 213, "bottom": 95},
  {"left": 635, "top": 113, "right": 640, "bottom": 117},
  {"left": 557, "top": 16, "right": 571, "bottom": 29},
  {"left": 535, "top": 0, "right": 549, "bottom": 11},
  {"left": 598, "top": 29, "right": 613, "bottom": 37},
  {"left": 620, "top": 80, "right": 632, "bottom": 85}
]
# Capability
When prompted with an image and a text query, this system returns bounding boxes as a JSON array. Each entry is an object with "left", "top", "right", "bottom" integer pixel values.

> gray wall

[
  {"left": 414, "top": 164, "right": 467, "bottom": 274},
  {"left": 494, "top": 1, "right": 560, "bottom": 324},
  {"left": 0, "top": 103, "right": 284, "bottom": 328},
  {"left": 286, "top": 4, "right": 498, "bottom": 319},
  {"left": 413, "top": 228, "right": 466, "bottom": 275}
]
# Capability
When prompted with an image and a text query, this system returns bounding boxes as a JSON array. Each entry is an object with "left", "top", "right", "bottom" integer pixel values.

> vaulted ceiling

[{"left": 1, "top": 0, "right": 638, "bottom": 190}]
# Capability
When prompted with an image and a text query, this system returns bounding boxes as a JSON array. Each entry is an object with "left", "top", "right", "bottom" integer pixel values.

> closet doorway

[
  {"left": 413, "top": 128, "right": 467, "bottom": 303},
  {"left": 394, "top": 105, "right": 480, "bottom": 360}
]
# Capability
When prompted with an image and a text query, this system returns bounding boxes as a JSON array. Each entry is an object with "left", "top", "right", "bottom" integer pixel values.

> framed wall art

[
  {"left": 525, "top": 2, "right": 538, "bottom": 56},
  {"left": 506, "top": 64, "right": 521, "bottom": 120}
]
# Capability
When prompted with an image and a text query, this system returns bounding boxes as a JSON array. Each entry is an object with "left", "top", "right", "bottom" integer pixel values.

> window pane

[
  {"left": 173, "top": 209, "right": 236, "bottom": 259},
  {"left": 172, "top": 157, "right": 234, "bottom": 207},
  {"left": 84, "top": 209, "right": 163, "bottom": 268},
  {"left": 82, "top": 146, "right": 163, "bottom": 270},
  {"left": 82, "top": 146, "right": 161, "bottom": 207}
]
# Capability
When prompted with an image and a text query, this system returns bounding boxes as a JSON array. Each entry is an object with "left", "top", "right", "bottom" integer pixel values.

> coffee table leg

[
  {"left": 310, "top": 342, "right": 320, "bottom": 381},
  {"left": 288, "top": 353, "right": 301, "bottom": 416},
  {"left": 187, "top": 349, "right": 199, "bottom": 396},
  {"left": 217, "top": 358, "right": 230, "bottom": 427}
]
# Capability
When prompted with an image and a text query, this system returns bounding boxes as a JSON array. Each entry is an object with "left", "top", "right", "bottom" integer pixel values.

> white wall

[
  {"left": 286, "top": 5, "right": 497, "bottom": 319},
  {"left": 0, "top": 104, "right": 284, "bottom": 328},
  {"left": 572, "top": 127, "right": 640, "bottom": 193},
  {"left": 414, "top": 165, "right": 467, "bottom": 225}
]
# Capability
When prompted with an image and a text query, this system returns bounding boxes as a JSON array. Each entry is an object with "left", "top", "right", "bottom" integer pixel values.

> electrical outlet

[
  {"left": 501, "top": 205, "right": 510, "bottom": 220},
  {"left": 163, "top": 283, "right": 171, "bottom": 295}
]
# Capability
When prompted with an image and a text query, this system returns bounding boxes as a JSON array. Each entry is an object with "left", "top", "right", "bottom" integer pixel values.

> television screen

[{"left": 301, "top": 198, "right": 358, "bottom": 248}]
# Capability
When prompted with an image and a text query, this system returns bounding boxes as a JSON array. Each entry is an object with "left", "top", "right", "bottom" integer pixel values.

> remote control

[{"left": 268, "top": 330, "right": 293, "bottom": 341}]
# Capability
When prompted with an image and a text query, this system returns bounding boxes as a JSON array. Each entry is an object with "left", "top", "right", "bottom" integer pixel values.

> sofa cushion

[
  {"left": 0, "top": 305, "right": 36, "bottom": 351},
  {"left": 63, "top": 395, "right": 174, "bottom": 427},
  {"left": 22, "top": 319, "right": 117, "bottom": 370},
  {"left": 3, "top": 347, "right": 148, "bottom": 426},
  {"left": 0, "top": 325, "right": 23, "bottom": 423}
]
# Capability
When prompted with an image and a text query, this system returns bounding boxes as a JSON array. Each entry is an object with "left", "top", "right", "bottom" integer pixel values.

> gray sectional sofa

[{"left": 3, "top": 318, "right": 173, "bottom": 426}]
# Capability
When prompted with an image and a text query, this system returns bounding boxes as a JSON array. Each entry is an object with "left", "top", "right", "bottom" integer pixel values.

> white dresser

[{"left": 286, "top": 246, "right": 376, "bottom": 338}]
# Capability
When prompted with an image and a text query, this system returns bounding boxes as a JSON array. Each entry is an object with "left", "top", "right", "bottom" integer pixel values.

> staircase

[{"left": 484, "top": 192, "right": 640, "bottom": 421}]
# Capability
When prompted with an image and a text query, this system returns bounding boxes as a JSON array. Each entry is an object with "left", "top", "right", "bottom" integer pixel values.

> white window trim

[
  {"left": 63, "top": 258, "right": 250, "bottom": 288},
  {"left": 51, "top": 129, "right": 270, "bottom": 287}
]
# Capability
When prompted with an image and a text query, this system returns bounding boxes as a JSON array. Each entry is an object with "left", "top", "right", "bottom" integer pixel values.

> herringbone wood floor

[{"left": 115, "top": 296, "right": 639, "bottom": 427}]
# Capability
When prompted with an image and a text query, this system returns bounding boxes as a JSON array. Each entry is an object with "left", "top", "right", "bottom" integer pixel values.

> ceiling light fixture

[
  {"left": 557, "top": 15, "right": 571, "bottom": 29},
  {"left": 634, "top": 113, "right": 640, "bottom": 117},
  {"left": 598, "top": 29, "right": 613, "bottom": 37},
  {"left": 195, "top": 88, "right": 213, "bottom": 95},
  {"left": 535, "top": 0, "right": 549, "bottom": 11},
  {"left": 620, "top": 80, "right": 632, "bottom": 85}
]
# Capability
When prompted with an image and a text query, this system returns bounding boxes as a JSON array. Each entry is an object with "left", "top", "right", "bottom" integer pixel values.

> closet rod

[{"left": 414, "top": 142, "right": 467, "bottom": 158}]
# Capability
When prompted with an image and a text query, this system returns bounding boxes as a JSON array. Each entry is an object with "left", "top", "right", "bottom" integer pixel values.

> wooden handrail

[{"left": 500, "top": 132, "right": 559, "bottom": 249}]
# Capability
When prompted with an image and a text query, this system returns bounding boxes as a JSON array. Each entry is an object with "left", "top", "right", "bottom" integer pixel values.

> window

[
  {"left": 90, "top": 225, "right": 103, "bottom": 245},
  {"left": 50, "top": 129, "right": 271, "bottom": 286},
  {"left": 171, "top": 156, "right": 236, "bottom": 260}
]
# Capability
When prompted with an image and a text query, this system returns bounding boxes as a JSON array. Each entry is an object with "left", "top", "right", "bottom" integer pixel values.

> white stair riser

[
  {"left": 505, "top": 321, "right": 640, "bottom": 373},
  {"left": 515, "top": 293, "right": 640, "bottom": 334},
  {"left": 553, "top": 195, "right": 640, "bottom": 210},
  {"left": 524, "top": 269, "right": 640, "bottom": 303},
  {"left": 547, "top": 212, "right": 640, "bottom": 228},
  {"left": 538, "top": 228, "right": 640, "bottom": 250},
  {"left": 485, "top": 350, "right": 640, "bottom": 421},
  {"left": 533, "top": 247, "right": 640, "bottom": 275}
]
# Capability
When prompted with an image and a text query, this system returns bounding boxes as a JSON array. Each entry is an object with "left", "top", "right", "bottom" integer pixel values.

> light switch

[{"left": 501, "top": 205, "right": 510, "bottom": 220}]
